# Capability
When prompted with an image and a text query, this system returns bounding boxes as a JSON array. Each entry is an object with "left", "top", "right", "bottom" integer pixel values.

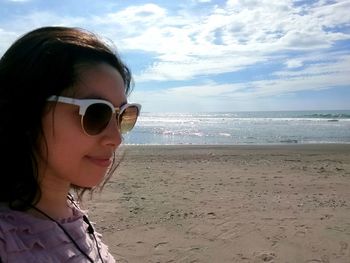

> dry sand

[{"left": 86, "top": 144, "right": 350, "bottom": 263}]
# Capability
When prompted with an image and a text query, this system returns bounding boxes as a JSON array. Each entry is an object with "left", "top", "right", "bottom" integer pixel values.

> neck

[
  {"left": 34, "top": 190, "right": 73, "bottom": 220},
  {"left": 33, "top": 175, "right": 73, "bottom": 220}
]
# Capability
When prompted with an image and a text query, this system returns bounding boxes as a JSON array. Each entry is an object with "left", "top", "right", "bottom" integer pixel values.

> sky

[{"left": 0, "top": 0, "right": 349, "bottom": 112}]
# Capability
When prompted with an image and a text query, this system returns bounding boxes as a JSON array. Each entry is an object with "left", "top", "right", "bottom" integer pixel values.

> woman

[{"left": 0, "top": 26, "right": 141, "bottom": 262}]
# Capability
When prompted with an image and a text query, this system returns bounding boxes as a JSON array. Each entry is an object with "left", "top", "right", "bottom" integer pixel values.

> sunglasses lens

[
  {"left": 119, "top": 105, "right": 139, "bottom": 134},
  {"left": 83, "top": 103, "right": 112, "bottom": 135}
]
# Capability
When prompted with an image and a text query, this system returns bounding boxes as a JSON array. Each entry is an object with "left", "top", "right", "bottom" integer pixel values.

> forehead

[{"left": 74, "top": 63, "right": 127, "bottom": 105}]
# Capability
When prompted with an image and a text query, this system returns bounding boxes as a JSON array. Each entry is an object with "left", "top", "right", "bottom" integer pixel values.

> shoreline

[
  {"left": 88, "top": 143, "right": 350, "bottom": 262},
  {"left": 123, "top": 143, "right": 350, "bottom": 148}
]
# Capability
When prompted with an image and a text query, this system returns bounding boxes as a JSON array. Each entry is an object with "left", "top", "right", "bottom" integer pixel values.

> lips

[{"left": 85, "top": 156, "right": 112, "bottom": 167}]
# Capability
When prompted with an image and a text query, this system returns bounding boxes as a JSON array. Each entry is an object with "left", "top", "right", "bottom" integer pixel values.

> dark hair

[{"left": 0, "top": 26, "right": 133, "bottom": 209}]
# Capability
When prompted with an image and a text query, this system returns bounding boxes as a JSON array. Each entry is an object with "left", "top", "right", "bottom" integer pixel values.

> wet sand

[{"left": 86, "top": 144, "right": 350, "bottom": 263}]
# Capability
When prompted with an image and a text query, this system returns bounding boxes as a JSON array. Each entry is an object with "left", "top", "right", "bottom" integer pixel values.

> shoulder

[
  {"left": 0, "top": 206, "right": 59, "bottom": 262},
  {"left": 0, "top": 206, "right": 91, "bottom": 262},
  {"left": 0, "top": 214, "right": 6, "bottom": 262},
  {"left": 0, "top": 206, "right": 30, "bottom": 262}
]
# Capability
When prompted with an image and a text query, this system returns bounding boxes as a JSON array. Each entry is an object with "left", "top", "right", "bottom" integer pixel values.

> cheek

[
  {"left": 41, "top": 122, "right": 107, "bottom": 187},
  {"left": 46, "top": 140, "right": 108, "bottom": 187},
  {"left": 39, "top": 106, "right": 110, "bottom": 187},
  {"left": 42, "top": 129, "right": 87, "bottom": 174},
  {"left": 41, "top": 106, "right": 84, "bottom": 152},
  {"left": 40, "top": 111, "right": 89, "bottom": 175}
]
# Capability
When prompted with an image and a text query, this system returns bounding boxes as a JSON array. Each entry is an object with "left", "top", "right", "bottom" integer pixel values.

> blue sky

[{"left": 1, "top": 0, "right": 349, "bottom": 112}]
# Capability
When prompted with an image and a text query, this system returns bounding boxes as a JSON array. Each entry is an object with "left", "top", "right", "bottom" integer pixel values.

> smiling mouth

[{"left": 85, "top": 156, "right": 112, "bottom": 167}]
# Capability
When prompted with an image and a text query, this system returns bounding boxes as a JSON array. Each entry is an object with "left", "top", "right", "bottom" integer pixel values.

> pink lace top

[{"left": 0, "top": 205, "right": 115, "bottom": 263}]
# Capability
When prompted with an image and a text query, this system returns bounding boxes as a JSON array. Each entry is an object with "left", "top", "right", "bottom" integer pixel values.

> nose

[{"left": 101, "top": 117, "right": 122, "bottom": 148}]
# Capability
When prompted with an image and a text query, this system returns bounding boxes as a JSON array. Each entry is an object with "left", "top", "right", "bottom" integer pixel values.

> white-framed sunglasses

[{"left": 47, "top": 96, "right": 141, "bottom": 136}]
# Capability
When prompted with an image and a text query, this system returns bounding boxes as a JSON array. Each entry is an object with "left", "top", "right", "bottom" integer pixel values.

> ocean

[{"left": 123, "top": 110, "right": 350, "bottom": 145}]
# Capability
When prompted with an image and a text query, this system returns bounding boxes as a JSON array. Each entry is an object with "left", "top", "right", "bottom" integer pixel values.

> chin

[{"left": 74, "top": 174, "right": 106, "bottom": 188}]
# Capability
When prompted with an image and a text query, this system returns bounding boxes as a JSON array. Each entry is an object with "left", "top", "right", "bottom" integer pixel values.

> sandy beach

[{"left": 86, "top": 144, "right": 350, "bottom": 263}]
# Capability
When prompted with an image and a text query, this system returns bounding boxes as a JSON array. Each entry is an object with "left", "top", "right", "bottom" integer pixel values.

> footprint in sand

[
  {"left": 253, "top": 251, "right": 276, "bottom": 262},
  {"left": 305, "top": 255, "right": 329, "bottom": 263},
  {"left": 339, "top": 240, "right": 348, "bottom": 255},
  {"left": 154, "top": 241, "right": 168, "bottom": 249}
]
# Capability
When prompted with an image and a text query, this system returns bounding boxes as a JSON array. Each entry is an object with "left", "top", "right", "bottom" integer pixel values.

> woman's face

[{"left": 38, "top": 63, "right": 127, "bottom": 188}]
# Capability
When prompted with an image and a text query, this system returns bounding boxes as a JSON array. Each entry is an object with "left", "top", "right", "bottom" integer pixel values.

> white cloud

[
  {"left": 0, "top": 28, "right": 18, "bottom": 56},
  {"left": 1, "top": 0, "right": 349, "bottom": 101},
  {"left": 92, "top": 0, "right": 349, "bottom": 82},
  {"left": 6, "top": 0, "right": 31, "bottom": 2},
  {"left": 285, "top": 59, "right": 303, "bottom": 69},
  {"left": 165, "top": 83, "right": 244, "bottom": 97},
  {"left": 131, "top": 53, "right": 350, "bottom": 112},
  {"left": 311, "top": 0, "right": 350, "bottom": 26},
  {"left": 135, "top": 53, "right": 266, "bottom": 81},
  {"left": 3, "top": 1, "right": 349, "bottom": 62},
  {"left": 0, "top": 11, "right": 86, "bottom": 37},
  {"left": 97, "top": 4, "right": 167, "bottom": 26},
  {"left": 226, "top": 54, "right": 350, "bottom": 99},
  {"left": 275, "top": 53, "right": 350, "bottom": 77}
]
